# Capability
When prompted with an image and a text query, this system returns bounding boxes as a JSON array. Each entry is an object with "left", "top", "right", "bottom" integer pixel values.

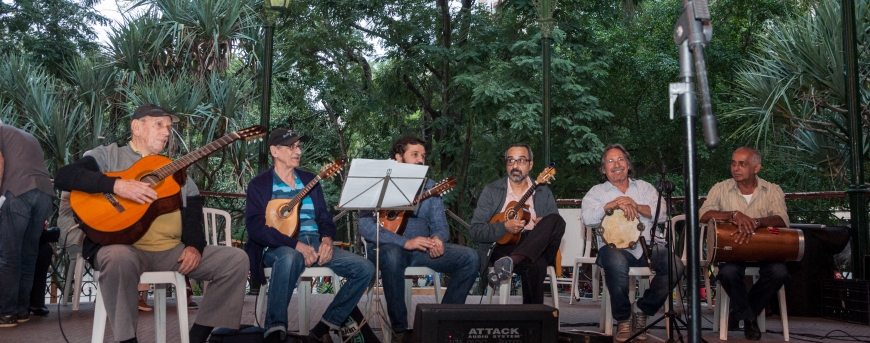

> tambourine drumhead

[{"left": 598, "top": 208, "right": 645, "bottom": 249}]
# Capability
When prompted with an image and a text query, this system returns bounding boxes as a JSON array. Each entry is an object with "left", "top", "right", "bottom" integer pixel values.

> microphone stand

[{"left": 669, "top": 1, "right": 717, "bottom": 342}]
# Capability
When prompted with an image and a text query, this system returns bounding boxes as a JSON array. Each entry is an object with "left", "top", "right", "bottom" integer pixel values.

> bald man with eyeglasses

[{"left": 470, "top": 142, "right": 565, "bottom": 304}]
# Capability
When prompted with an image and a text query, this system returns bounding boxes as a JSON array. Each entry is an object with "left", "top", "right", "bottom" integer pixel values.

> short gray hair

[
  {"left": 736, "top": 146, "right": 762, "bottom": 166},
  {"left": 504, "top": 143, "right": 533, "bottom": 161}
]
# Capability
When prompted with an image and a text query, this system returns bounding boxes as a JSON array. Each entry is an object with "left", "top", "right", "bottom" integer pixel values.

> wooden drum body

[
  {"left": 706, "top": 220, "right": 804, "bottom": 263},
  {"left": 597, "top": 208, "right": 645, "bottom": 249}
]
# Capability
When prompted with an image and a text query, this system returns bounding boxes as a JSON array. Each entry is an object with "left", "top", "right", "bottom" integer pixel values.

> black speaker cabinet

[{"left": 411, "top": 304, "right": 559, "bottom": 343}]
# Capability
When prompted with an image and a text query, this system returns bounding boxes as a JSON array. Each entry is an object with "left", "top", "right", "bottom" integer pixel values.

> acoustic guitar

[
  {"left": 378, "top": 177, "right": 457, "bottom": 235},
  {"left": 70, "top": 126, "right": 267, "bottom": 245},
  {"left": 265, "top": 158, "right": 345, "bottom": 238},
  {"left": 491, "top": 164, "right": 556, "bottom": 245}
]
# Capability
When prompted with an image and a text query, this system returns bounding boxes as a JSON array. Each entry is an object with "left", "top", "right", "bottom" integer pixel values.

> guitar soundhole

[
  {"left": 140, "top": 174, "right": 160, "bottom": 187},
  {"left": 279, "top": 205, "right": 292, "bottom": 218},
  {"left": 386, "top": 210, "right": 399, "bottom": 220}
]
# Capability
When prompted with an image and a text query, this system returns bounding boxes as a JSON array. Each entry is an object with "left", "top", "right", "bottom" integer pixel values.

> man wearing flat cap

[
  {"left": 244, "top": 129, "right": 374, "bottom": 343},
  {"left": 54, "top": 104, "right": 249, "bottom": 343}
]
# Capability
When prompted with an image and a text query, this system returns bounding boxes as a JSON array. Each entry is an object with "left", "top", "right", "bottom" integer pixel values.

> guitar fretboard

[{"left": 152, "top": 132, "right": 239, "bottom": 180}]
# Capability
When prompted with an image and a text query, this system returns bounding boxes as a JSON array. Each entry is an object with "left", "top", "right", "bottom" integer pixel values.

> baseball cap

[
  {"left": 268, "top": 128, "right": 310, "bottom": 147},
  {"left": 132, "top": 104, "right": 180, "bottom": 123}
]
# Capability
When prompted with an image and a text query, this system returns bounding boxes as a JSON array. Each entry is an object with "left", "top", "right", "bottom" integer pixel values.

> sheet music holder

[
  {"left": 336, "top": 158, "right": 428, "bottom": 341},
  {"left": 337, "top": 158, "right": 428, "bottom": 211}
]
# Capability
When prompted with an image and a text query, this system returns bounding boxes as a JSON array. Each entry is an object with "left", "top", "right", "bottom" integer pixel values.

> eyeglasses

[
  {"left": 605, "top": 157, "right": 626, "bottom": 165},
  {"left": 287, "top": 143, "right": 303, "bottom": 150},
  {"left": 506, "top": 158, "right": 530, "bottom": 165}
]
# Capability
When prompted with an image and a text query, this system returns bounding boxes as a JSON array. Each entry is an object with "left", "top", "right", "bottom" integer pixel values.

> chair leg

[
  {"left": 499, "top": 281, "right": 510, "bottom": 304},
  {"left": 72, "top": 253, "right": 85, "bottom": 311},
  {"left": 433, "top": 273, "right": 442, "bottom": 304},
  {"left": 175, "top": 273, "right": 190, "bottom": 343},
  {"left": 405, "top": 276, "right": 413, "bottom": 329},
  {"left": 485, "top": 285, "right": 494, "bottom": 304},
  {"left": 570, "top": 263, "right": 580, "bottom": 305},
  {"left": 758, "top": 309, "right": 766, "bottom": 332},
  {"left": 256, "top": 283, "right": 268, "bottom": 326},
  {"left": 592, "top": 265, "right": 600, "bottom": 302},
  {"left": 718, "top": 285, "right": 729, "bottom": 341},
  {"left": 547, "top": 266, "right": 560, "bottom": 311},
  {"left": 778, "top": 286, "right": 789, "bottom": 341},
  {"left": 154, "top": 284, "right": 167, "bottom": 343},
  {"left": 299, "top": 277, "right": 312, "bottom": 335},
  {"left": 91, "top": 278, "right": 106, "bottom": 343},
  {"left": 704, "top": 268, "right": 713, "bottom": 309},
  {"left": 602, "top": 282, "right": 613, "bottom": 336}
]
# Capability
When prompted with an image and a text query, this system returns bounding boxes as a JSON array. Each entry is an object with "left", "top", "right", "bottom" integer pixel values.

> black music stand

[{"left": 336, "top": 158, "right": 428, "bottom": 341}]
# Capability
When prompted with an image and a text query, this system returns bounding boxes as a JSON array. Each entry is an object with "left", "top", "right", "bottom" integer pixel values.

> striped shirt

[
  {"left": 272, "top": 171, "right": 318, "bottom": 233},
  {"left": 699, "top": 177, "right": 790, "bottom": 227}
]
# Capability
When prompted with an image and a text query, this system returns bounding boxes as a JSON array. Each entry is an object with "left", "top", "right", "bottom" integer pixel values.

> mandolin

[
  {"left": 265, "top": 158, "right": 345, "bottom": 238},
  {"left": 378, "top": 177, "right": 457, "bottom": 235},
  {"left": 70, "top": 126, "right": 267, "bottom": 245},
  {"left": 491, "top": 164, "right": 556, "bottom": 245}
]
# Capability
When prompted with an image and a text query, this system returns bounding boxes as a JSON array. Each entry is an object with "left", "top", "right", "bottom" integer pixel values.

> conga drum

[
  {"left": 597, "top": 208, "right": 646, "bottom": 249},
  {"left": 706, "top": 220, "right": 804, "bottom": 263}
]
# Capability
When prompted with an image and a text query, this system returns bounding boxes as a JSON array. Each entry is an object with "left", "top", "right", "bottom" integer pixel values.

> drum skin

[
  {"left": 706, "top": 220, "right": 804, "bottom": 263},
  {"left": 597, "top": 208, "right": 645, "bottom": 249}
]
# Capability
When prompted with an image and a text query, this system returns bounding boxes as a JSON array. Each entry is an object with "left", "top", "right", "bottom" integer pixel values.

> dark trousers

[
  {"left": 29, "top": 241, "right": 52, "bottom": 308},
  {"left": 491, "top": 213, "right": 565, "bottom": 304},
  {"left": 717, "top": 261, "right": 790, "bottom": 321}
]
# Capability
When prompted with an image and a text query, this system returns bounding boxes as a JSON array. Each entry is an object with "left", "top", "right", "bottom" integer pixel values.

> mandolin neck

[{"left": 512, "top": 181, "right": 539, "bottom": 213}]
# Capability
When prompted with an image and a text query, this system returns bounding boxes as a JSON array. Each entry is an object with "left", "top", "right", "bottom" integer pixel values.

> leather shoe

[
  {"left": 29, "top": 306, "right": 49, "bottom": 317},
  {"left": 0, "top": 315, "right": 17, "bottom": 328},
  {"left": 727, "top": 316, "right": 740, "bottom": 331},
  {"left": 744, "top": 319, "right": 761, "bottom": 341}
]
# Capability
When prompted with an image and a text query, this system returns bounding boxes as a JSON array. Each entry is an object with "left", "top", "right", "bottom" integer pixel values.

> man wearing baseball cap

[
  {"left": 244, "top": 129, "right": 374, "bottom": 343},
  {"left": 54, "top": 104, "right": 249, "bottom": 343}
]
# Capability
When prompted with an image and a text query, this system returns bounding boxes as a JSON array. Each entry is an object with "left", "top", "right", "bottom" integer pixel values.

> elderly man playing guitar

[
  {"left": 470, "top": 142, "right": 565, "bottom": 305},
  {"left": 581, "top": 143, "right": 684, "bottom": 342},
  {"left": 54, "top": 104, "right": 249, "bottom": 343},
  {"left": 244, "top": 129, "right": 374, "bottom": 343},
  {"left": 358, "top": 135, "right": 478, "bottom": 341}
]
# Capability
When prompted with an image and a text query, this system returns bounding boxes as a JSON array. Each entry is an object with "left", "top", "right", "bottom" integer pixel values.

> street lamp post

[
  {"left": 533, "top": 0, "right": 556, "bottom": 164},
  {"left": 258, "top": 0, "right": 291, "bottom": 172}
]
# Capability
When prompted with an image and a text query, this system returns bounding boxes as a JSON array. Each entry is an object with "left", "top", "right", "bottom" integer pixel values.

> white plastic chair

[
  {"left": 598, "top": 266, "right": 668, "bottom": 335},
  {"left": 203, "top": 208, "right": 232, "bottom": 247},
  {"left": 485, "top": 265, "right": 560, "bottom": 311},
  {"left": 91, "top": 270, "right": 189, "bottom": 343},
  {"left": 255, "top": 266, "right": 342, "bottom": 335},
  {"left": 674, "top": 215, "right": 712, "bottom": 307},
  {"left": 712, "top": 267, "right": 789, "bottom": 341},
  {"left": 558, "top": 209, "right": 599, "bottom": 303}
]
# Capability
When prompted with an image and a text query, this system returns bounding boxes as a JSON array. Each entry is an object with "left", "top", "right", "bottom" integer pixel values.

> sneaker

[
  {"left": 16, "top": 314, "right": 29, "bottom": 323},
  {"left": 487, "top": 257, "right": 513, "bottom": 286},
  {"left": 615, "top": 320, "right": 632, "bottom": 342},
  {"left": 138, "top": 293, "right": 152, "bottom": 311},
  {"left": 308, "top": 330, "right": 335, "bottom": 343},
  {"left": 632, "top": 311, "right": 648, "bottom": 340},
  {"left": 187, "top": 301, "right": 199, "bottom": 309},
  {"left": 0, "top": 315, "right": 17, "bottom": 328}
]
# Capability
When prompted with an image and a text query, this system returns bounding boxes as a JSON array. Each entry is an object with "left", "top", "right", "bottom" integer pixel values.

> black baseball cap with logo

[
  {"left": 132, "top": 104, "right": 180, "bottom": 123},
  {"left": 268, "top": 128, "right": 310, "bottom": 147}
]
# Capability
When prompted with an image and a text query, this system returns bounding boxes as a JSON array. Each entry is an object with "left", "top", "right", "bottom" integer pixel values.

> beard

[{"left": 508, "top": 168, "right": 527, "bottom": 183}]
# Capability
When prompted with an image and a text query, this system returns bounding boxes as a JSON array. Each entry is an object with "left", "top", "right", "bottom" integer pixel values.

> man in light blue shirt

[{"left": 581, "top": 144, "right": 684, "bottom": 342}]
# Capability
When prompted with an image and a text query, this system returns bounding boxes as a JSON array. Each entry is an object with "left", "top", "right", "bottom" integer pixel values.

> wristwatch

[{"left": 753, "top": 218, "right": 760, "bottom": 228}]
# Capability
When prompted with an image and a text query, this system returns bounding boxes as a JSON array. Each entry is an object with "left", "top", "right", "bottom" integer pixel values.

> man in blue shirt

[
  {"left": 245, "top": 129, "right": 375, "bottom": 343},
  {"left": 581, "top": 144, "right": 684, "bottom": 342},
  {"left": 358, "top": 135, "right": 478, "bottom": 341}
]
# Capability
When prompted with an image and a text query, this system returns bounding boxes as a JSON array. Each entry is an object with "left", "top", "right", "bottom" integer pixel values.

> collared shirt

[
  {"left": 501, "top": 178, "right": 537, "bottom": 230},
  {"left": 581, "top": 179, "right": 666, "bottom": 259},
  {"left": 699, "top": 177, "right": 790, "bottom": 227}
]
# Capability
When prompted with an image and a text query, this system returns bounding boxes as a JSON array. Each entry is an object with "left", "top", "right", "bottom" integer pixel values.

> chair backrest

[
  {"left": 203, "top": 207, "right": 232, "bottom": 247},
  {"left": 557, "top": 208, "right": 587, "bottom": 268}
]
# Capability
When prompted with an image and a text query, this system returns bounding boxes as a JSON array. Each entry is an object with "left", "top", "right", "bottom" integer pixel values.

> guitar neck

[
  {"left": 512, "top": 181, "right": 539, "bottom": 212},
  {"left": 286, "top": 175, "right": 322, "bottom": 208},
  {"left": 151, "top": 133, "right": 240, "bottom": 180}
]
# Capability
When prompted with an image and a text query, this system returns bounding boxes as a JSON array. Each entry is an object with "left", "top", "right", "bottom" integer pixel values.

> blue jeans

[
  {"left": 0, "top": 189, "right": 53, "bottom": 316},
  {"left": 263, "top": 233, "right": 375, "bottom": 336},
  {"left": 597, "top": 244, "right": 685, "bottom": 321},
  {"left": 717, "top": 261, "right": 789, "bottom": 321},
  {"left": 367, "top": 242, "right": 479, "bottom": 331}
]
